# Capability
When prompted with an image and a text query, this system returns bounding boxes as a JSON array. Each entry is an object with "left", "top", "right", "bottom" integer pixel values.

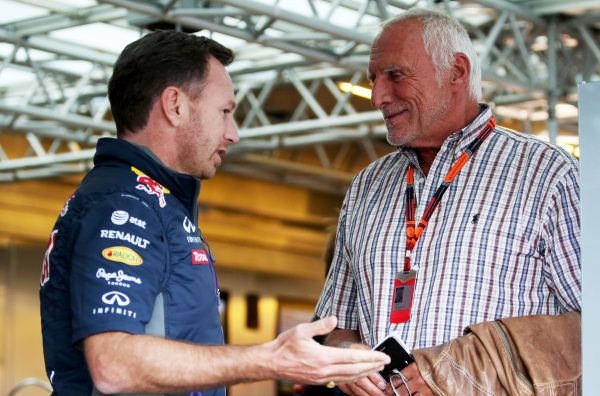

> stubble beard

[
  {"left": 386, "top": 96, "right": 452, "bottom": 148},
  {"left": 177, "top": 116, "right": 214, "bottom": 180},
  {"left": 387, "top": 127, "right": 418, "bottom": 147}
]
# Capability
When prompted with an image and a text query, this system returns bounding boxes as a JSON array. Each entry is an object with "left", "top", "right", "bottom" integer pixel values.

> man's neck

[
  {"left": 415, "top": 148, "right": 439, "bottom": 176},
  {"left": 414, "top": 102, "right": 482, "bottom": 176}
]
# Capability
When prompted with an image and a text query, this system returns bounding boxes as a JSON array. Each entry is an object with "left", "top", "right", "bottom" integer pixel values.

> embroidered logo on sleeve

[
  {"left": 40, "top": 229, "right": 58, "bottom": 286},
  {"left": 96, "top": 267, "right": 142, "bottom": 288},
  {"left": 183, "top": 216, "right": 196, "bottom": 233},
  {"left": 183, "top": 217, "right": 202, "bottom": 243},
  {"left": 111, "top": 210, "right": 146, "bottom": 229},
  {"left": 93, "top": 291, "right": 137, "bottom": 318},
  {"left": 60, "top": 193, "right": 75, "bottom": 217},
  {"left": 100, "top": 230, "right": 150, "bottom": 249},
  {"left": 131, "top": 166, "right": 170, "bottom": 208},
  {"left": 192, "top": 249, "right": 210, "bottom": 265},
  {"left": 102, "top": 246, "right": 143, "bottom": 266}
]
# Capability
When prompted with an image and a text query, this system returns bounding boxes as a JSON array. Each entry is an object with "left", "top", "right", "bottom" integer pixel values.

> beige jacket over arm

[{"left": 413, "top": 312, "right": 581, "bottom": 396}]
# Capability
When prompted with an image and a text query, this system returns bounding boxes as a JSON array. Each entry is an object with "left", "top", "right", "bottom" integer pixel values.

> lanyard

[{"left": 403, "top": 117, "right": 496, "bottom": 271}]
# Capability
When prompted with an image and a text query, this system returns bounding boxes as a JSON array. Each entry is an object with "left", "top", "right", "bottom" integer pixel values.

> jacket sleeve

[{"left": 413, "top": 312, "right": 581, "bottom": 396}]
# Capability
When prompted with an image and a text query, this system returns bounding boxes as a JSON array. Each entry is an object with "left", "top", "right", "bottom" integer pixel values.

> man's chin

[
  {"left": 386, "top": 132, "right": 412, "bottom": 147},
  {"left": 193, "top": 167, "right": 217, "bottom": 180},
  {"left": 202, "top": 170, "right": 217, "bottom": 180}
]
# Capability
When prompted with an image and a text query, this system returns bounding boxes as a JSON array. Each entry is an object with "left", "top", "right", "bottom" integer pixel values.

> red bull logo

[
  {"left": 131, "top": 167, "right": 170, "bottom": 208},
  {"left": 40, "top": 229, "right": 58, "bottom": 286},
  {"left": 60, "top": 193, "right": 75, "bottom": 217}
]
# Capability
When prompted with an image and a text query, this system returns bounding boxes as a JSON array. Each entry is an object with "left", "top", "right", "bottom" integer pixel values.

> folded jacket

[{"left": 413, "top": 311, "right": 581, "bottom": 395}]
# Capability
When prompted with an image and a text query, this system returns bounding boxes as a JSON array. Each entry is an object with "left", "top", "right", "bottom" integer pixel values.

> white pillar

[{"left": 579, "top": 81, "right": 600, "bottom": 393}]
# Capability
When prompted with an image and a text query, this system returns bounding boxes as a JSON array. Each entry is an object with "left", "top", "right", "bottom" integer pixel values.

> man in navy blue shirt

[{"left": 39, "top": 30, "right": 389, "bottom": 396}]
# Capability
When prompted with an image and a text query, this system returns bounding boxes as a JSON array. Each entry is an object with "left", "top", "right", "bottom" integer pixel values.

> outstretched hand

[
  {"left": 335, "top": 343, "right": 388, "bottom": 396},
  {"left": 265, "top": 316, "right": 390, "bottom": 385}
]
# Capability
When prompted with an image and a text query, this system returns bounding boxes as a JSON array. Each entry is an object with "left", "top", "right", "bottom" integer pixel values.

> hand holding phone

[{"left": 372, "top": 332, "right": 415, "bottom": 382}]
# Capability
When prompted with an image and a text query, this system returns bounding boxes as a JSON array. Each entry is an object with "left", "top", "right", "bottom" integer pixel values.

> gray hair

[{"left": 380, "top": 8, "right": 482, "bottom": 102}]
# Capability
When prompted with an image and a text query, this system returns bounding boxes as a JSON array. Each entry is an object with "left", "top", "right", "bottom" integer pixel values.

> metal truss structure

[{"left": 0, "top": 0, "right": 598, "bottom": 194}]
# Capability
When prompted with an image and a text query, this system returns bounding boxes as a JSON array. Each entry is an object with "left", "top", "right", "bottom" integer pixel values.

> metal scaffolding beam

[{"left": 0, "top": 0, "right": 598, "bottom": 191}]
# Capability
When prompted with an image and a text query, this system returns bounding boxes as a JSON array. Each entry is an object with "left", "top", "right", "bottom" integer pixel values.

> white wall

[{"left": 579, "top": 81, "right": 600, "bottom": 393}]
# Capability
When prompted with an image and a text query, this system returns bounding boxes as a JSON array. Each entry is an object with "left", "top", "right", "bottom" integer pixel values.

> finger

[
  {"left": 344, "top": 378, "right": 381, "bottom": 396},
  {"left": 324, "top": 361, "right": 388, "bottom": 383},
  {"left": 384, "top": 383, "right": 395, "bottom": 396},
  {"left": 389, "top": 376, "right": 411, "bottom": 396},
  {"left": 389, "top": 376, "right": 405, "bottom": 394},
  {"left": 348, "top": 342, "right": 372, "bottom": 351},
  {"left": 401, "top": 363, "right": 427, "bottom": 388},
  {"left": 321, "top": 345, "right": 390, "bottom": 365},
  {"left": 338, "top": 383, "right": 354, "bottom": 395},
  {"left": 343, "top": 383, "right": 364, "bottom": 396},
  {"left": 339, "top": 382, "right": 371, "bottom": 396},
  {"left": 301, "top": 316, "right": 338, "bottom": 337},
  {"left": 338, "top": 373, "right": 386, "bottom": 395},
  {"left": 404, "top": 370, "right": 434, "bottom": 396},
  {"left": 367, "top": 372, "right": 387, "bottom": 392},
  {"left": 401, "top": 362, "right": 419, "bottom": 379},
  {"left": 400, "top": 363, "right": 430, "bottom": 395}
]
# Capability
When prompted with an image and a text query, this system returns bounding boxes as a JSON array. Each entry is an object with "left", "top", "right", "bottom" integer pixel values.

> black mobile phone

[{"left": 373, "top": 333, "right": 415, "bottom": 381}]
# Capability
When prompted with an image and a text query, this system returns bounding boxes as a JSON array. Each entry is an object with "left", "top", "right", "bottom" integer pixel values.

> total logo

[
  {"left": 111, "top": 210, "right": 147, "bottom": 229},
  {"left": 192, "top": 249, "right": 210, "bottom": 265}
]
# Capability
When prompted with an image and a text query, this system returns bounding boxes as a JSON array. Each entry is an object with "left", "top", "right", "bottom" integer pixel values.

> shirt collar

[
  {"left": 398, "top": 104, "right": 493, "bottom": 162},
  {"left": 94, "top": 137, "right": 201, "bottom": 210},
  {"left": 452, "top": 104, "right": 493, "bottom": 152}
]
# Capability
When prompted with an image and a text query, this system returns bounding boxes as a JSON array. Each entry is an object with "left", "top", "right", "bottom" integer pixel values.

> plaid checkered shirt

[{"left": 315, "top": 105, "right": 581, "bottom": 349}]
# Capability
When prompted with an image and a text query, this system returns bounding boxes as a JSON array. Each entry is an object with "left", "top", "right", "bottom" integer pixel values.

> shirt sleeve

[
  {"left": 70, "top": 192, "right": 167, "bottom": 343},
  {"left": 542, "top": 164, "right": 581, "bottom": 312},
  {"left": 315, "top": 195, "right": 358, "bottom": 330}
]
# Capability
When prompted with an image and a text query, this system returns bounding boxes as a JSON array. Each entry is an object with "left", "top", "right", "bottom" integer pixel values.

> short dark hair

[{"left": 108, "top": 30, "right": 234, "bottom": 137}]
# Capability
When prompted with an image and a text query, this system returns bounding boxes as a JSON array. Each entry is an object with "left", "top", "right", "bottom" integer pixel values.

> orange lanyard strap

[{"left": 404, "top": 117, "right": 496, "bottom": 271}]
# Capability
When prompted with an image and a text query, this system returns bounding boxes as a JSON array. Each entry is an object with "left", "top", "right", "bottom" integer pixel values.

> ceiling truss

[{"left": 0, "top": 0, "right": 598, "bottom": 193}]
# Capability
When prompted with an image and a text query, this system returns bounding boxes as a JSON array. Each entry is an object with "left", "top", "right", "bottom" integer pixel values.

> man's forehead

[
  {"left": 368, "top": 35, "right": 388, "bottom": 65},
  {"left": 374, "top": 20, "right": 421, "bottom": 47},
  {"left": 368, "top": 23, "right": 423, "bottom": 66},
  {"left": 368, "top": 27, "right": 401, "bottom": 63},
  {"left": 367, "top": 51, "right": 382, "bottom": 81},
  {"left": 368, "top": 48, "right": 380, "bottom": 66},
  {"left": 368, "top": 40, "right": 395, "bottom": 73}
]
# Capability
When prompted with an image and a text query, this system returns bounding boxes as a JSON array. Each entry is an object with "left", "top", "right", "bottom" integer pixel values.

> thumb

[{"left": 306, "top": 316, "right": 338, "bottom": 337}]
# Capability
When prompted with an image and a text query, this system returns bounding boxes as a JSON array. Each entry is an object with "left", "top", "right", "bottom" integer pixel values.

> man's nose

[
  {"left": 370, "top": 79, "right": 390, "bottom": 109},
  {"left": 226, "top": 121, "right": 240, "bottom": 144}
]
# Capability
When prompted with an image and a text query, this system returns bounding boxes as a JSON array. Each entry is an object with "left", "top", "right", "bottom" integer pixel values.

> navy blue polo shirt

[{"left": 40, "top": 138, "right": 224, "bottom": 396}]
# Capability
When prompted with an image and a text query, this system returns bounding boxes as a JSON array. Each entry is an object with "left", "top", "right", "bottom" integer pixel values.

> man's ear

[
  {"left": 160, "top": 86, "right": 188, "bottom": 128},
  {"left": 449, "top": 52, "right": 471, "bottom": 89}
]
